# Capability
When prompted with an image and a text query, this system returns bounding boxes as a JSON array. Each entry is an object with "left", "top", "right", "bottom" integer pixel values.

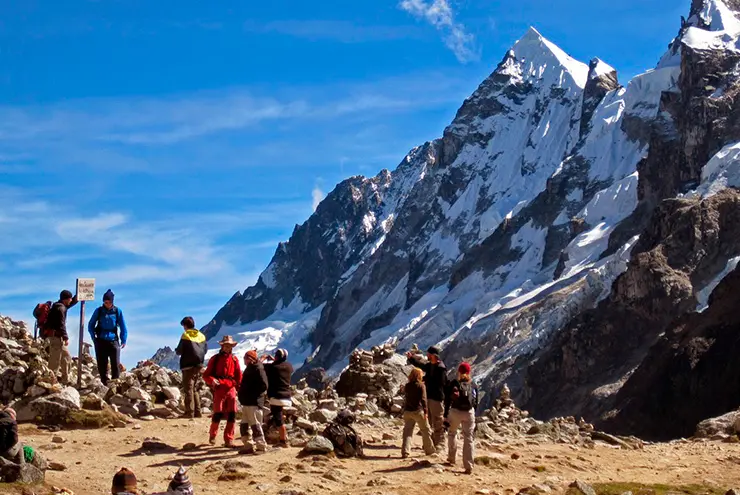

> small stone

[
  {"left": 51, "top": 435, "right": 66, "bottom": 444},
  {"left": 256, "top": 483, "right": 273, "bottom": 492},
  {"left": 322, "top": 469, "right": 343, "bottom": 482},
  {"left": 382, "top": 432, "right": 395, "bottom": 440},
  {"left": 182, "top": 443, "right": 197, "bottom": 451},
  {"left": 301, "top": 435, "right": 334, "bottom": 455},
  {"left": 280, "top": 475, "right": 293, "bottom": 482},
  {"left": 367, "top": 478, "right": 390, "bottom": 487},
  {"left": 224, "top": 460, "right": 252, "bottom": 472},
  {"left": 511, "top": 453, "right": 521, "bottom": 460},
  {"left": 48, "top": 461, "right": 68, "bottom": 471},
  {"left": 569, "top": 480, "right": 596, "bottom": 495},
  {"left": 476, "top": 490, "right": 492, "bottom": 495},
  {"left": 139, "top": 415, "right": 156, "bottom": 421}
]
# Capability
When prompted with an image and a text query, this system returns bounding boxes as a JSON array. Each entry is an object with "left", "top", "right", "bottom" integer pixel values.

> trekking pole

[{"left": 33, "top": 321, "right": 38, "bottom": 341}]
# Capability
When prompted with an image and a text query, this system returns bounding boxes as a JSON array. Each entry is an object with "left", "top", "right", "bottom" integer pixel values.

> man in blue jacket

[{"left": 88, "top": 289, "right": 128, "bottom": 385}]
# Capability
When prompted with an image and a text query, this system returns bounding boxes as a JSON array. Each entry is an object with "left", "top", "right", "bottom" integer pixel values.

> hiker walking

[
  {"left": 238, "top": 349, "right": 268, "bottom": 452},
  {"left": 444, "top": 362, "right": 479, "bottom": 474},
  {"left": 203, "top": 335, "right": 241, "bottom": 447},
  {"left": 175, "top": 317, "right": 207, "bottom": 419},
  {"left": 406, "top": 345, "right": 447, "bottom": 450},
  {"left": 262, "top": 348, "right": 293, "bottom": 448},
  {"left": 45, "top": 290, "right": 78, "bottom": 384},
  {"left": 88, "top": 290, "right": 128, "bottom": 385},
  {"left": 401, "top": 367, "right": 435, "bottom": 458}
]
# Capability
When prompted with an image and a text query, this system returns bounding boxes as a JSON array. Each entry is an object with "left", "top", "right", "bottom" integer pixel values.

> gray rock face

[
  {"left": 149, "top": 346, "right": 179, "bottom": 370},
  {"left": 14, "top": 386, "right": 81, "bottom": 423},
  {"left": 301, "top": 435, "right": 334, "bottom": 455}
]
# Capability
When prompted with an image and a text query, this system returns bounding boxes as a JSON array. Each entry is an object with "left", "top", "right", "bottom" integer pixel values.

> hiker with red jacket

[
  {"left": 262, "top": 348, "right": 293, "bottom": 448},
  {"left": 44, "top": 290, "right": 78, "bottom": 384},
  {"left": 444, "top": 362, "right": 479, "bottom": 474},
  {"left": 203, "top": 336, "right": 242, "bottom": 447}
]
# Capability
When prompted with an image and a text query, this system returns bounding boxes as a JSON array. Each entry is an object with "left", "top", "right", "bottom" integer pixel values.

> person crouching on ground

[
  {"left": 238, "top": 349, "right": 268, "bottom": 452},
  {"left": 88, "top": 289, "right": 128, "bottom": 385},
  {"left": 401, "top": 367, "right": 435, "bottom": 458},
  {"left": 203, "top": 335, "right": 242, "bottom": 447},
  {"left": 444, "top": 362, "right": 479, "bottom": 474},
  {"left": 262, "top": 348, "right": 293, "bottom": 448},
  {"left": 175, "top": 316, "right": 207, "bottom": 419}
]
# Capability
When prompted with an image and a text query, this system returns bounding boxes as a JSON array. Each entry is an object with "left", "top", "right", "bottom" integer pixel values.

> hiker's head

[
  {"left": 427, "top": 345, "right": 440, "bottom": 364},
  {"left": 111, "top": 467, "right": 137, "bottom": 495},
  {"left": 180, "top": 316, "right": 195, "bottom": 330},
  {"left": 244, "top": 349, "right": 258, "bottom": 365},
  {"left": 219, "top": 335, "right": 237, "bottom": 353},
  {"left": 458, "top": 362, "right": 471, "bottom": 381},
  {"left": 103, "top": 289, "right": 115, "bottom": 309},
  {"left": 60, "top": 290, "right": 73, "bottom": 306},
  {"left": 408, "top": 367, "right": 423, "bottom": 383},
  {"left": 3, "top": 407, "right": 16, "bottom": 422},
  {"left": 274, "top": 348, "right": 289, "bottom": 364}
]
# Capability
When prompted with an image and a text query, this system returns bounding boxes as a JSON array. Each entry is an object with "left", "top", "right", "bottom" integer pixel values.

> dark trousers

[{"left": 95, "top": 339, "right": 120, "bottom": 385}]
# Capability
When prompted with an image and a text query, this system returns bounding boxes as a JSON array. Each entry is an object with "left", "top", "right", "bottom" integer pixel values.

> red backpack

[{"left": 32, "top": 302, "right": 52, "bottom": 337}]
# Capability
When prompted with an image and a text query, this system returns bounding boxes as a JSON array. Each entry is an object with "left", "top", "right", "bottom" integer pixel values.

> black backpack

[
  {"left": 453, "top": 381, "right": 476, "bottom": 411},
  {"left": 0, "top": 411, "right": 18, "bottom": 452},
  {"left": 322, "top": 422, "right": 363, "bottom": 458}
]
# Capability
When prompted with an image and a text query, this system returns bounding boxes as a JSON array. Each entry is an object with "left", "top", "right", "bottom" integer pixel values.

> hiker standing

[
  {"left": 88, "top": 290, "right": 128, "bottom": 385},
  {"left": 262, "top": 348, "right": 293, "bottom": 448},
  {"left": 238, "top": 349, "right": 268, "bottom": 452},
  {"left": 406, "top": 345, "right": 447, "bottom": 450},
  {"left": 45, "top": 290, "right": 78, "bottom": 384},
  {"left": 175, "top": 317, "right": 207, "bottom": 419},
  {"left": 401, "top": 367, "right": 435, "bottom": 458},
  {"left": 203, "top": 336, "right": 241, "bottom": 447},
  {"left": 444, "top": 362, "right": 479, "bottom": 474}
]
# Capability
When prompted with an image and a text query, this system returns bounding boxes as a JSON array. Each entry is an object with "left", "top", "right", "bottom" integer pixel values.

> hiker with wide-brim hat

[{"left": 203, "top": 335, "right": 242, "bottom": 447}]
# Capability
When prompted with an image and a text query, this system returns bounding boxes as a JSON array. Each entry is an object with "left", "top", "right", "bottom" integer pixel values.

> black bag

[
  {"left": 321, "top": 422, "right": 363, "bottom": 458},
  {"left": 453, "top": 381, "right": 476, "bottom": 411},
  {"left": 0, "top": 411, "right": 18, "bottom": 453}
]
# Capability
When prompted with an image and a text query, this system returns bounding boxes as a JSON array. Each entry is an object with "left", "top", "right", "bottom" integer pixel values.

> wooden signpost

[{"left": 76, "top": 278, "right": 95, "bottom": 389}]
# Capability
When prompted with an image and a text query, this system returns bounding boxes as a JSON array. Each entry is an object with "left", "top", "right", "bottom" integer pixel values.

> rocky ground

[{"left": 8, "top": 418, "right": 740, "bottom": 495}]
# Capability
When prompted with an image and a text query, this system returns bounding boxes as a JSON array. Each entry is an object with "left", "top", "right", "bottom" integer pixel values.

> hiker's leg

[
  {"left": 48, "top": 337, "right": 61, "bottom": 374},
  {"left": 428, "top": 399, "right": 445, "bottom": 448},
  {"left": 181, "top": 368, "right": 194, "bottom": 416},
  {"left": 401, "top": 411, "right": 416, "bottom": 457},
  {"left": 223, "top": 389, "right": 237, "bottom": 443},
  {"left": 210, "top": 387, "right": 225, "bottom": 441},
  {"left": 240, "top": 405, "right": 251, "bottom": 445},
  {"left": 417, "top": 412, "right": 435, "bottom": 455},
  {"left": 110, "top": 340, "right": 121, "bottom": 380},
  {"left": 94, "top": 340, "right": 109, "bottom": 385},
  {"left": 461, "top": 410, "right": 475, "bottom": 472},
  {"left": 60, "top": 344, "right": 71, "bottom": 383},
  {"left": 192, "top": 370, "right": 202, "bottom": 416},
  {"left": 447, "top": 409, "right": 462, "bottom": 464},
  {"left": 270, "top": 404, "right": 287, "bottom": 443}
]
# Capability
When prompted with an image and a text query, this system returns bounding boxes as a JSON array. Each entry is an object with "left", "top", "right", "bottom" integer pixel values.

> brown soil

[{"left": 7, "top": 418, "right": 740, "bottom": 495}]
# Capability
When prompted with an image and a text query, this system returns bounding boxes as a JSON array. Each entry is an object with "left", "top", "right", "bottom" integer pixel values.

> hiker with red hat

[
  {"left": 238, "top": 349, "right": 269, "bottom": 452},
  {"left": 444, "top": 362, "right": 479, "bottom": 474},
  {"left": 203, "top": 335, "right": 242, "bottom": 447}
]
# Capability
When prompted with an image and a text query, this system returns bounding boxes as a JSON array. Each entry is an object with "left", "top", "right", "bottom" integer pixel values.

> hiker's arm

[
  {"left": 87, "top": 308, "right": 98, "bottom": 342},
  {"left": 203, "top": 356, "right": 217, "bottom": 386},
  {"left": 258, "top": 366, "right": 268, "bottom": 394},
  {"left": 175, "top": 338, "right": 183, "bottom": 356},
  {"left": 118, "top": 309, "right": 128, "bottom": 347}
]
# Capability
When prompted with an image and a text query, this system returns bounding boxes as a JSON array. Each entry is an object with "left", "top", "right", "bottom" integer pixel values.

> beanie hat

[
  {"left": 458, "top": 362, "right": 471, "bottom": 375},
  {"left": 245, "top": 350, "right": 258, "bottom": 362},
  {"left": 111, "top": 467, "right": 137, "bottom": 494},
  {"left": 167, "top": 466, "right": 193, "bottom": 495},
  {"left": 60, "top": 290, "right": 73, "bottom": 300},
  {"left": 275, "top": 348, "right": 289, "bottom": 363},
  {"left": 103, "top": 289, "right": 115, "bottom": 302},
  {"left": 427, "top": 345, "right": 441, "bottom": 356}
]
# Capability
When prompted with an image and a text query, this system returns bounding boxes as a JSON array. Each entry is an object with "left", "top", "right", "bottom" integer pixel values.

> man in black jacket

[
  {"left": 175, "top": 317, "right": 207, "bottom": 419},
  {"left": 45, "top": 290, "right": 78, "bottom": 385},
  {"left": 406, "top": 345, "right": 447, "bottom": 450},
  {"left": 238, "top": 349, "right": 268, "bottom": 452}
]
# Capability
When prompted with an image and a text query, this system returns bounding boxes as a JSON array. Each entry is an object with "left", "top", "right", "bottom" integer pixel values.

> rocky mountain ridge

[{"left": 193, "top": 0, "right": 740, "bottom": 439}]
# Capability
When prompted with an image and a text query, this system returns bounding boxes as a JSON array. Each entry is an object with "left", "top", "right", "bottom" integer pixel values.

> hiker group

[{"left": 33, "top": 288, "right": 128, "bottom": 386}]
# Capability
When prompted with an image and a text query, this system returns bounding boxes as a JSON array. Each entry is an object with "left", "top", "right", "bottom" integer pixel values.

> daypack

[
  {"left": 453, "top": 380, "right": 476, "bottom": 411},
  {"left": 94, "top": 306, "right": 121, "bottom": 339},
  {"left": 0, "top": 411, "right": 18, "bottom": 453},
  {"left": 322, "top": 421, "right": 363, "bottom": 458},
  {"left": 32, "top": 302, "right": 51, "bottom": 337}
]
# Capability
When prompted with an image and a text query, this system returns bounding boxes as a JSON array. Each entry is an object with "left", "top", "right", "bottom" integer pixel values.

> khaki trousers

[
  {"left": 447, "top": 408, "right": 476, "bottom": 471},
  {"left": 401, "top": 410, "right": 435, "bottom": 456},
  {"left": 181, "top": 367, "right": 202, "bottom": 416},
  {"left": 48, "top": 337, "right": 71, "bottom": 383},
  {"left": 428, "top": 399, "right": 445, "bottom": 448}
]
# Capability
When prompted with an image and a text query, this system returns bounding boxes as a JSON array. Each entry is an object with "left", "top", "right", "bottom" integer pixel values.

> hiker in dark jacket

[
  {"left": 175, "top": 316, "right": 207, "bottom": 419},
  {"left": 88, "top": 289, "right": 128, "bottom": 385},
  {"left": 0, "top": 408, "right": 20, "bottom": 462},
  {"left": 406, "top": 345, "right": 447, "bottom": 449},
  {"left": 262, "top": 348, "right": 293, "bottom": 447},
  {"left": 401, "top": 367, "right": 435, "bottom": 458},
  {"left": 444, "top": 362, "right": 479, "bottom": 474},
  {"left": 45, "top": 289, "right": 78, "bottom": 384},
  {"left": 238, "top": 349, "right": 268, "bottom": 451}
]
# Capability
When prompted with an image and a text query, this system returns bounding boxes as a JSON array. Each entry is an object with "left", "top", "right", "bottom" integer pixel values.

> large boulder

[
  {"left": 695, "top": 410, "right": 740, "bottom": 439},
  {"left": 301, "top": 436, "right": 334, "bottom": 455},
  {"left": 14, "top": 387, "right": 81, "bottom": 424}
]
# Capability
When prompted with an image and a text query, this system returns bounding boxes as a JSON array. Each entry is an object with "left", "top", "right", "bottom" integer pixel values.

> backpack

[
  {"left": 0, "top": 411, "right": 18, "bottom": 453},
  {"left": 453, "top": 380, "right": 476, "bottom": 411},
  {"left": 94, "top": 306, "right": 120, "bottom": 339},
  {"left": 32, "top": 302, "right": 51, "bottom": 337},
  {"left": 322, "top": 421, "right": 363, "bottom": 458}
]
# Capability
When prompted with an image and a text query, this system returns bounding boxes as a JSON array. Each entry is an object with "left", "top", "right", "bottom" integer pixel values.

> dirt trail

[{"left": 10, "top": 418, "right": 740, "bottom": 494}]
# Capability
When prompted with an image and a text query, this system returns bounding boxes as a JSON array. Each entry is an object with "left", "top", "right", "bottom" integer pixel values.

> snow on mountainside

[{"left": 194, "top": 0, "right": 740, "bottom": 437}]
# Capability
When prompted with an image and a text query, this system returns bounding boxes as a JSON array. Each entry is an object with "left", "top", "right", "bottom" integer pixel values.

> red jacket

[{"left": 203, "top": 352, "right": 242, "bottom": 390}]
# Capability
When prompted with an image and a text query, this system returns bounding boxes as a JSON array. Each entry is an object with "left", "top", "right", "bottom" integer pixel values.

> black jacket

[
  {"left": 407, "top": 355, "right": 447, "bottom": 402},
  {"left": 444, "top": 378, "right": 479, "bottom": 416},
  {"left": 174, "top": 329, "right": 207, "bottom": 370},
  {"left": 45, "top": 297, "right": 78, "bottom": 340},
  {"left": 238, "top": 362, "right": 269, "bottom": 406},
  {"left": 403, "top": 381, "right": 427, "bottom": 412},
  {"left": 264, "top": 360, "right": 293, "bottom": 400}
]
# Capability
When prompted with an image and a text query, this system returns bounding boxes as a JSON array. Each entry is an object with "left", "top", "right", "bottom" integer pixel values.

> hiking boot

[
  {"left": 225, "top": 440, "right": 236, "bottom": 448},
  {"left": 464, "top": 468, "right": 473, "bottom": 475},
  {"left": 276, "top": 440, "right": 289, "bottom": 449},
  {"left": 194, "top": 411, "right": 203, "bottom": 419},
  {"left": 208, "top": 436, "right": 216, "bottom": 445}
]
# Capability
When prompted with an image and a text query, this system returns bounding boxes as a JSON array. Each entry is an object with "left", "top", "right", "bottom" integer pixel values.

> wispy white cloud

[
  {"left": 244, "top": 19, "right": 422, "bottom": 43},
  {"left": 399, "top": 0, "right": 478, "bottom": 63},
  {"left": 312, "top": 184, "right": 325, "bottom": 211}
]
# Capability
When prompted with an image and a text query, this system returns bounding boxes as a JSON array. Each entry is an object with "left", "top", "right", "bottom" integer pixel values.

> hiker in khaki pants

[
  {"left": 401, "top": 367, "right": 435, "bottom": 458},
  {"left": 44, "top": 290, "right": 77, "bottom": 385},
  {"left": 406, "top": 345, "right": 447, "bottom": 451},
  {"left": 444, "top": 362, "right": 479, "bottom": 474}
]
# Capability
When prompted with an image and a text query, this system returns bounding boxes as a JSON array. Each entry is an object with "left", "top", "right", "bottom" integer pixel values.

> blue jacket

[{"left": 88, "top": 305, "right": 128, "bottom": 345}]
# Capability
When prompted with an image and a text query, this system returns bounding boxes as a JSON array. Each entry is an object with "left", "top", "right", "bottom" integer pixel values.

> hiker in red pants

[{"left": 203, "top": 335, "right": 242, "bottom": 447}]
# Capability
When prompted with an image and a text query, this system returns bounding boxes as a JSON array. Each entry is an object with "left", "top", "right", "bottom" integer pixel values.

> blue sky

[{"left": 0, "top": 0, "right": 685, "bottom": 366}]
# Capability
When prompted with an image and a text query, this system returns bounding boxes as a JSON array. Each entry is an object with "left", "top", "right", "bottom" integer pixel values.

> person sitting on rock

[
  {"left": 401, "top": 367, "right": 435, "bottom": 458},
  {"left": 262, "top": 348, "right": 293, "bottom": 448},
  {"left": 0, "top": 407, "right": 20, "bottom": 462},
  {"left": 203, "top": 335, "right": 242, "bottom": 447},
  {"left": 175, "top": 316, "right": 207, "bottom": 419},
  {"left": 111, "top": 467, "right": 138, "bottom": 495},
  {"left": 406, "top": 345, "right": 447, "bottom": 451},
  {"left": 45, "top": 289, "right": 78, "bottom": 385},
  {"left": 444, "top": 362, "right": 479, "bottom": 474},
  {"left": 238, "top": 349, "right": 268, "bottom": 453}
]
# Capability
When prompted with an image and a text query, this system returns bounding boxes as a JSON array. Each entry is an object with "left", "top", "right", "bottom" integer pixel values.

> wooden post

[{"left": 77, "top": 301, "right": 85, "bottom": 389}]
